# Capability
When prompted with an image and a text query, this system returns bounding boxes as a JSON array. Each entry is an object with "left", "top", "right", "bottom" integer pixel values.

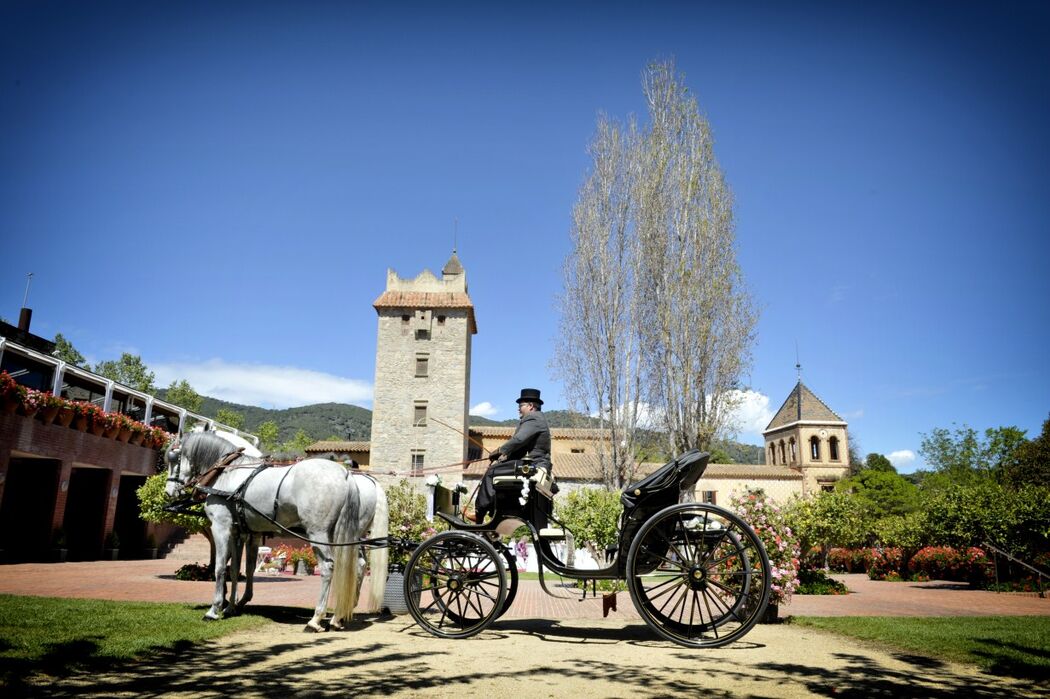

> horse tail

[
  {"left": 365, "top": 483, "right": 389, "bottom": 613},
  {"left": 331, "top": 480, "right": 362, "bottom": 622}
]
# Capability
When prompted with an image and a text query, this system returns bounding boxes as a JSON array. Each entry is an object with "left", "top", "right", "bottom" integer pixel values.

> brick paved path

[{"left": 0, "top": 560, "right": 1046, "bottom": 619}]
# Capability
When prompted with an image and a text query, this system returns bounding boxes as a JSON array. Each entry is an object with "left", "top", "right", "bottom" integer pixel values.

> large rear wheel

[
  {"left": 404, "top": 531, "right": 507, "bottom": 639},
  {"left": 626, "top": 503, "right": 771, "bottom": 648}
]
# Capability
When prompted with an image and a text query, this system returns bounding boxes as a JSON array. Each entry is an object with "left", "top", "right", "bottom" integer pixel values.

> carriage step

[{"left": 539, "top": 528, "right": 565, "bottom": 540}]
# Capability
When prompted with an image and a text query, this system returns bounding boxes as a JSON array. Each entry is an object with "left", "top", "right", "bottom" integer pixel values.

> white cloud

[
  {"left": 470, "top": 401, "right": 499, "bottom": 418},
  {"left": 887, "top": 450, "right": 916, "bottom": 468},
  {"left": 151, "top": 359, "right": 372, "bottom": 409},
  {"left": 727, "top": 390, "right": 774, "bottom": 442}
]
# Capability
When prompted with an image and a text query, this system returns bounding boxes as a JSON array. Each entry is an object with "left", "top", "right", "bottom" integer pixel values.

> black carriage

[{"left": 400, "top": 450, "right": 772, "bottom": 648}]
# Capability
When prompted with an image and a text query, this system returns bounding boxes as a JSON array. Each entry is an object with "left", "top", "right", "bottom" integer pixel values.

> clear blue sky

[{"left": 2, "top": 1, "right": 1048, "bottom": 472}]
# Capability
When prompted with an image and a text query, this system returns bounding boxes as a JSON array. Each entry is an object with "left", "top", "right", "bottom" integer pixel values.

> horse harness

[
  {"left": 191, "top": 448, "right": 295, "bottom": 534},
  {"left": 188, "top": 451, "right": 390, "bottom": 549}
]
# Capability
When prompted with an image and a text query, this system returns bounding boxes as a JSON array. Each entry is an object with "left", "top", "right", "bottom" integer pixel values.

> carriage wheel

[
  {"left": 626, "top": 502, "right": 771, "bottom": 648},
  {"left": 404, "top": 531, "right": 507, "bottom": 639},
  {"left": 496, "top": 547, "right": 519, "bottom": 619}
]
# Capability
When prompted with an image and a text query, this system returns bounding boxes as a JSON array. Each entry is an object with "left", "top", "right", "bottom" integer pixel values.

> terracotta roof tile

[
  {"left": 305, "top": 440, "right": 371, "bottom": 453},
  {"left": 765, "top": 381, "right": 845, "bottom": 432},
  {"left": 372, "top": 291, "right": 477, "bottom": 333}
]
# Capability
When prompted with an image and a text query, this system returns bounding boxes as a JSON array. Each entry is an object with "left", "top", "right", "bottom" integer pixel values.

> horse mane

[{"left": 182, "top": 432, "right": 244, "bottom": 474}]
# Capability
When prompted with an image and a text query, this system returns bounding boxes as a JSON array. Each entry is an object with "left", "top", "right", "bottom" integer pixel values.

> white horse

[{"left": 165, "top": 431, "right": 389, "bottom": 631}]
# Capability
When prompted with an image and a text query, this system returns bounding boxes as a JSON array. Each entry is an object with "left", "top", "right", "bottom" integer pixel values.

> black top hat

[{"left": 516, "top": 388, "right": 543, "bottom": 406}]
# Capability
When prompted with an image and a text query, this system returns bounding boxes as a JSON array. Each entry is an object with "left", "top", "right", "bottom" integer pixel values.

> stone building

[
  {"left": 762, "top": 380, "right": 850, "bottom": 495},
  {"left": 368, "top": 252, "right": 476, "bottom": 477}
]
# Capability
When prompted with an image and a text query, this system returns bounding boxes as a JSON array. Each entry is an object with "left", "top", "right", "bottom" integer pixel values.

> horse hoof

[
  {"left": 203, "top": 614, "right": 218, "bottom": 622},
  {"left": 304, "top": 621, "right": 325, "bottom": 633}
]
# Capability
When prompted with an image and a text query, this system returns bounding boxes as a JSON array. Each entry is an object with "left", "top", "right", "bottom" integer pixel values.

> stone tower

[
  {"left": 762, "top": 381, "right": 850, "bottom": 494},
  {"left": 369, "top": 252, "right": 476, "bottom": 476}
]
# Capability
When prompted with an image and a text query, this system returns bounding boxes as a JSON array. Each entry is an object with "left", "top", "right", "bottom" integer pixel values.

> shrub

[
  {"left": 731, "top": 489, "right": 801, "bottom": 605},
  {"left": 175, "top": 563, "right": 211, "bottom": 581},
  {"left": 908, "top": 546, "right": 990, "bottom": 583},
  {"left": 868, "top": 547, "right": 904, "bottom": 580},
  {"left": 827, "top": 548, "right": 851, "bottom": 572},
  {"left": 851, "top": 548, "right": 874, "bottom": 573},
  {"left": 387, "top": 479, "right": 442, "bottom": 566},
  {"left": 796, "top": 568, "right": 849, "bottom": 595}
]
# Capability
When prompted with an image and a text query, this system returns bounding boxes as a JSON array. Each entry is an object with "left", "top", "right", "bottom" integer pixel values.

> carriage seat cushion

[{"left": 493, "top": 466, "right": 553, "bottom": 497}]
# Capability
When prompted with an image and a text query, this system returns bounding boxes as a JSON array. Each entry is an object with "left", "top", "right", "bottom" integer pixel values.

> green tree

[
  {"left": 786, "top": 491, "right": 869, "bottom": 567},
  {"left": 919, "top": 423, "right": 1030, "bottom": 488},
  {"left": 864, "top": 453, "right": 895, "bottom": 473},
  {"left": 1007, "top": 416, "right": 1050, "bottom": 488},
  {"left": 385, "top": 479, "right": 444, "bottom": 564},
  {"left": 165, "top": 379, "right": 202, "bottom": 413},
  {"left": 257, "top": 420, "right": 280, "bottom": 452},
  {"left": 136, "top": 473, "right": 216, "bottom": 571},
  {"left": 215, "top": 408, "right": 245, "bottom": 431},
  {"left": 280, "top": 429, "right": 314, "bottom": 455},
  {"left": 93, "top": 353, "right": 156, "bottom": 394},
  {"left": 53, "top": 333, "right": 85, "bottom": 367},
  {"left": 837, "top": 468, "right": 918, "bottom": 519},
  {"left": 555, "top": 487, "right": 623, "bottom": 566}
]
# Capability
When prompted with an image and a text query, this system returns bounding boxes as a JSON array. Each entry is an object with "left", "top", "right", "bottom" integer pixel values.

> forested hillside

[{"left": 173, "top": 395, "right": 765, "bottom": 463}]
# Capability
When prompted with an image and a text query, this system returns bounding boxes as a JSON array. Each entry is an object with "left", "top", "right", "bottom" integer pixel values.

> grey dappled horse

[{"left": 165, "top": 431, "right": 389, "bottom": 631}]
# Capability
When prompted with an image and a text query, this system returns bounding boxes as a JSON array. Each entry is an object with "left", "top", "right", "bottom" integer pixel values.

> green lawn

[
  {"left": 791, "top": 615, "right": 1050, "bottom": 680},
  {"left": 0, "top": 594, "right": 270, "bottom": 686}
]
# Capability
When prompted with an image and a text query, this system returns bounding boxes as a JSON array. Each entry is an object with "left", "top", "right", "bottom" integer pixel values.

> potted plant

[
  {"left": 36, "top": 391, "right": 64, "bottom": 425},
  {"left": 0, "top": 371, "right": 26, "bottom": 414},
  {"left": 128, "top": 419, "right": 147, "bottom": 445},
  {"left": 19, "top": 388, "right": 46, "bottom": 418},
  {"left": 144, "top": 532, "right": 158, "bottom": 559},
  {"left": 290, "top": 546, "right": 317, "bottom": 575},
  {"left": 52, "top": 527, "right": 68, "bottom": 562},
  {"left": 71, "top": 401, "right": 100, "bottom": 431},
  {"left": 103, "top": 530, "right": 120, "bottom": 560}
]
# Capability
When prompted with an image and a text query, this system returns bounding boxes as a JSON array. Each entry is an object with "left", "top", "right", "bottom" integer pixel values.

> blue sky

[{"left": 2, "top": 1, "right": 1048, "bottom": 472}]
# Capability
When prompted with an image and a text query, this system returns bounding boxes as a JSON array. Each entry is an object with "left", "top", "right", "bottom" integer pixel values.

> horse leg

[
  {"left": 227, "top": 531, "right": 243, "bottom": 615},
  {"left": 206, "top": 527, "right": 232, "bottom": 620},
  {"left": 306, "top": 540, "right": 334, "bottom": 632},
  {"left": 237, "top": 534, "right": 258, "bottom": 610}
]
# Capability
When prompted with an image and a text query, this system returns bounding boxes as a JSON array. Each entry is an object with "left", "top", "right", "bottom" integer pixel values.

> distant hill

[{"left": 168, "top": 395, "right": 764, "bottom": 463}]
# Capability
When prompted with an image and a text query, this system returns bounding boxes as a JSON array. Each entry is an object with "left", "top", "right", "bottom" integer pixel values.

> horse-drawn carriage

[
  {"left": 167, "top": 433, "right": 771, "bottom": 648},
  {"left": 404, "top": 449, "right": 772, "bottom": 648}
]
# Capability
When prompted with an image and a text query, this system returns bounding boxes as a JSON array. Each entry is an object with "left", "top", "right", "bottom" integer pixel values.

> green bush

[
  {"left": 555, "top": 487, "right": 622, "bottom": 567},
  {"left": 796, "top": 568, "right": 849, "bottom": 595},
  {"left": 868, "top": 547, "right": 904, "bottom": 580},
  {"left": 908, "top": 546, "right": 990, "bottom": 584}
]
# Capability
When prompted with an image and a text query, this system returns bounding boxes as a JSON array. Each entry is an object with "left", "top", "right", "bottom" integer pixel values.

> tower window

[
  {"left": 778, "top": 440, "right": 786, "bottom": 464},
  {"left": 411, "top": 450, "right": 425, "bottom": 476},
  {"left": 769, "top": 444, "right": 777, "bottom": 465},
  {"left": 829, "top": 436, "right": 840, "bottom": 461},
  {"left": 415, "top": 329, "right": 430, "bottom": 341},
  {"left": 789, "top": 438, "right": 797, "bottom": 464},
  {"left": 810, "top": 436, "right": 821, "bottom": 461},
  {"left": 415, "top": 355, "right": 429, "bottom": 377},
  {"left": 414, "top": 402, "right": 427, "bottom": 427}
]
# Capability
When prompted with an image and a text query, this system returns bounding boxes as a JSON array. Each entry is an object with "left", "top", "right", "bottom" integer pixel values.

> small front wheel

[
  {"left": 626, "top": 502, "right": 771, "bottom": 648},
  {"left": 404, "top": 531, "right": 507, "bottom": 639}
]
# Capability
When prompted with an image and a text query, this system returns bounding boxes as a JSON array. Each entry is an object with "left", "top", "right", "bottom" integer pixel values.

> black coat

[{"left": 494, "top": 411, "right": 551, "bottom": 465}]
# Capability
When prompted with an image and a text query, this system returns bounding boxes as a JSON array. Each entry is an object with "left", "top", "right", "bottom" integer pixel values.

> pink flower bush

[{"left": 731, "top": 489, "right": 801, "bottom": 605}]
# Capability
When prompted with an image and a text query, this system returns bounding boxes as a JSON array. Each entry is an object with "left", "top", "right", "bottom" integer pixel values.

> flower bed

[
  {"left": 909, "top": 546, "right": 990, "bottom": 584},
  {"left": 731, "top": 489, "right": 801, "bottom": 606}
]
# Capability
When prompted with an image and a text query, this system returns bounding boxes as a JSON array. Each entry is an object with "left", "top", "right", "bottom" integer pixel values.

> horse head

[{"left": 165, "top": 431, "right": 250, "bottom": 498}]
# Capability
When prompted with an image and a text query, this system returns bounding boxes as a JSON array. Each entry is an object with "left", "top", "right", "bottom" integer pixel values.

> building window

[
  {"left": 810, "top": 436, "right": 821, "bottom": 461},
  {"left": 789, "top": 438, "right": 797, "bottom": 464},
  {"left": 415, "top": 328, "right": 430, "bottom": 341},
  {"left": 829, "top": 436, "right": 840, "bottom": 461},
  {"left": 415, "top": 355, "right": 429, "bottom": 377},
  {"left": 413, "top": 402, "right": 427, "bottom": 427},
  {"left": 820, "top": 482, "right": 835, "bottom": 493},
  {"left": 411, "top": 450, "right": 425, "bottom": 476},
  {"left": 769, "top": 444, "right": 776, "bottom": 465},
  {"left": 702, "top": 491, "right": 717, "bottom": 504},
  {"left": 401, "top": 315, "right": 410, "bottom": 323},
  {"left": 570, "top": 447, "right": 585, "bottom": 454},
  {"left": 437, "top": 315, "right": 446, "bottom": 325}
]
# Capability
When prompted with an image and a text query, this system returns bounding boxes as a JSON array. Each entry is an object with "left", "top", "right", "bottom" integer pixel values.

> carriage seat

[{"left": 493, "top": 461, "right": 555, "bottom": 499}]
